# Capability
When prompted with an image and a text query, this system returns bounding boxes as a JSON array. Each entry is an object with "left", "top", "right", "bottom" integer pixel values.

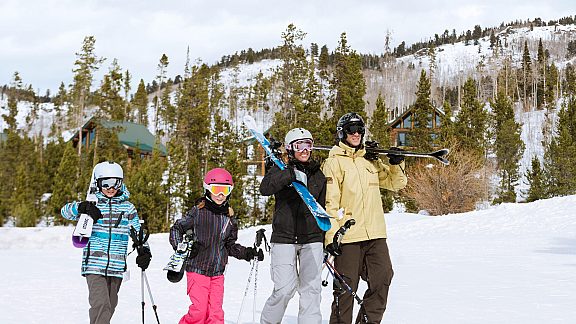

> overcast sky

[{"left": 0, "top": 0, "right": 573, "bottom": 93}]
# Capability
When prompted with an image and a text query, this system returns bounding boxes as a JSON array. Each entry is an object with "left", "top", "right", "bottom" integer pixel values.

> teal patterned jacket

[{"left": 61, "top": 185, "right": 142, "bottom": 278}]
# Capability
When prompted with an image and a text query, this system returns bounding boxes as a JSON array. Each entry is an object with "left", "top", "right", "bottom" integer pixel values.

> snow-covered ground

[{"left": 1, "top": 195, "right": 575, "bottom": 323}]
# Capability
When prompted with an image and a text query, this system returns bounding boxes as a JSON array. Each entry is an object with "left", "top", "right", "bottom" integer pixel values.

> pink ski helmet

[{"left": 203, "top": 168, "right": 234, "bottom": 186}]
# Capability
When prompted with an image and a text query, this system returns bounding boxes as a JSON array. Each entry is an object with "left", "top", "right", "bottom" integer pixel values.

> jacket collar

[{"left": 329, "top": 141, "right": 366, "bottom": 159}]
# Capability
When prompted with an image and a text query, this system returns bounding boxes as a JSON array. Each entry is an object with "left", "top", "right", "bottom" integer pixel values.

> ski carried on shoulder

[
  {"left": 243, "top": 115, "right": 332, "bottom": 231},
  {"left": 314, "top": 145, "right": 450, "bottom": 165}
]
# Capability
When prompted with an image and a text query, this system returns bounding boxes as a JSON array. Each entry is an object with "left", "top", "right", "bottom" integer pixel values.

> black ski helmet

[{"left": 336, "top": 112, "right": 365, "bottom": 140}]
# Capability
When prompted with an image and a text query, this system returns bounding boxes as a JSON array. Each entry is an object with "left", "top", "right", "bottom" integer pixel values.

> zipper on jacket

[{"left": 105, "top": 198, "right": 113, "bottom": 276}]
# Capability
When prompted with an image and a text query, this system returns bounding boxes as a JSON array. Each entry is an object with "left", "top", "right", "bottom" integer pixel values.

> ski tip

[
  {"left": 72, "top": 236, "right": 89, "bottom": 248},
  {"left": 243, "top": 115, "right": 256, "bottom": 128}
]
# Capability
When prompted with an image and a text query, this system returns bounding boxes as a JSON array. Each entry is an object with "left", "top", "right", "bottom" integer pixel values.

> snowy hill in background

[{"left": 1, "top": 195, "right": 575, "bottom": 323}]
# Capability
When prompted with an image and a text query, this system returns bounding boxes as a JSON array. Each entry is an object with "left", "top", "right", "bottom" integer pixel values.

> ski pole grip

[
  {"left": 343, "top": 219, "right": 356, "bottom": 229},
  {"left": 255, "top": 228, "right": 266, "bottom": 247}
]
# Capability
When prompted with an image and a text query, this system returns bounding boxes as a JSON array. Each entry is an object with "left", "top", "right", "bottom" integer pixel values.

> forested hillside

[{"left": 1, "top": 16, "right": 576, "bottom": 230}]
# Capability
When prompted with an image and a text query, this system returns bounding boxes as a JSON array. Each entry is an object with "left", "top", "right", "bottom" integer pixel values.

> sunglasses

[
  {"left": 204, "top": 183, "right": 233, "bottom": 196},
  {"left": 344, "top": 124, "right": 365, "bottom": 135},
  {"left": 98, "top": 177, "right": 123, "bottom": 190},
  {"left": 292, "top": 139, "right": 313, "bottom": 152}
]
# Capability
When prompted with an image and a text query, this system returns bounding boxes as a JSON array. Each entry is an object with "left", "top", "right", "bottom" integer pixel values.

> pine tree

[
  {"left": 12, "top": 161, "right": 40, "bottom": 227},
  {"left": 271, "top": 24, "right": 309, "bottom": 137},
  {"left": 491, "top": 91, "right": 524, "bottom": 203},
  {"left": 453, "top": 78, "right": 488, "bottom": 157},
  {"left": 369, "top": 93, "right": 390, "bottom": 146},
  {"left": 545, "top": 63, "right": 559, "bottom": 108},
  {"left": 368, "top": 92, "right": 394, "bottom": 212},
  {"left": 51, "top": 82, "right": 68, "bottom": 137},
  {"left": 123, "top": 70, "right": 132, "bottom": 121},
  {"left": 126, "top": 147, "right": 168, "bottom": 233},
  {"left": 543, "top": 97, "right": 576, "bottom": 196},
  {"left": 132, "top": 79, "right": 149, "bottom": 126},
  {"left": 49, "top": 143, "right": 81, "bottom": 225},
  {"left": 0, "top": 73, "right": 26, "bottom": 225},
  {"left": 409, "top": 70, "right": 434, "bottom": 151},
  {"left": 154, "top": 54, "right": 169, "bottom": 133},
  {"left": 69, "top": 36, "right": 105, "bottom": 158},
  {"left": 97, "top": 59, "right": 125, "bottom": 120},
  {"left": 525, "top": 157, "right": 545, "bottom": 202},
  {"left": 536, "top": 39, "right": 546, "bottom": 109},
  {"left": 438, "top": 100, "right": 456, "bottom": 146},
  {"left": 521, "top": 40, "right": 532, "bottom": 108},
  {"left": 330, "top": 32, "right": 367, "bottom": 126},
  {"left": 565, "top": 63, "right": 576, "bottom": 98},
  {"left": 318, "top": 45, "right": 329, "bottom": 73}
]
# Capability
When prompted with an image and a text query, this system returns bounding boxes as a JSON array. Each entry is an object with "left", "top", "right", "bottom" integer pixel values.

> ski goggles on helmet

[
  {"left": 291, "top": 139, "right": 314, "bottom": 152},
  {"left": 98, "top": 177, "right": 123, "bottom": 190},
  {"left": 344, "top": 123, "right": 365, "bottom": 135},
  {"left": 203, "top": 183, "right": 234, "bottom": 196}
]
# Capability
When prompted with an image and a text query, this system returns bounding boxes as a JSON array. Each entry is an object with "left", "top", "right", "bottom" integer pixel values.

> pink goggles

[{"left": 289, "top": 139, "right": 313, "bottom": 152}]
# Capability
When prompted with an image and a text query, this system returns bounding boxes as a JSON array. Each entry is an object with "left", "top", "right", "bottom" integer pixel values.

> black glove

[
  {"left": 78, "top": 201, "right": 102, "bottom": 221},
  {"left": 364, "top": 140, "right": 380, "bottom": 161},
  {"left": 387, "top": 147, "right": 405, "bottom": 165},
  {"left": 244, "top": 247, "right": 264, "bottom": 262},
  {"left": 136, "top": 247, "right": 152, "bottom": 270},
  {"left": 325, "top": 243, "right": 342, "bottom": 257}
]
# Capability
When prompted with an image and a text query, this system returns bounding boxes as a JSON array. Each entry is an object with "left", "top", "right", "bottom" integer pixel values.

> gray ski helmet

[
  {"left": 284, "top": 128, "right": 313, "bottom": 151},
  {"left": 336, "top": 112, "right": 365, "bottom": 140}
]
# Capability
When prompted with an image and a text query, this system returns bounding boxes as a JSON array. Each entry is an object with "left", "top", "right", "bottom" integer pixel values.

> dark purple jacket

[{"left": 169, "top": 200, "right": 248, "bottom": 277}]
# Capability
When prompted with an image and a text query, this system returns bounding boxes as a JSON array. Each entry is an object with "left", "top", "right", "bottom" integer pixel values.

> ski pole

[
  {"left": 236, "top": 259, "right": 256, "bottom": 324},
  {"left": 236, "top": 229, "right": 267, "bottom": 324},
  {"left": 143, "top": 270, "right": 161, "bottom": 324},
  {"left": 141, "top": 269, "right": 145, "bottom": 324}
]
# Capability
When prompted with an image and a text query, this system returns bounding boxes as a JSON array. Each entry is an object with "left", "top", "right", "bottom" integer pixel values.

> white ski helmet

[
  {"left": 284, "top": 128, "right": 313, "bottom": 151},
  {"left": 93, "top": 161, "right": 124, "bottom": 180}
]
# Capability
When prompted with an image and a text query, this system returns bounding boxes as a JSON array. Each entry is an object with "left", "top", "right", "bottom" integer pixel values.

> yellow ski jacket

[{"left": 322, "top": 142, "right": 407, "bottom": 245}]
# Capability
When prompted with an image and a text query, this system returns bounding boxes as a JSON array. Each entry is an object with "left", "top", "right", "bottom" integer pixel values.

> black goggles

[
  {"left": 344, "top": 124, "right": 365, "bottom": 135},
  {"left": 98, "top": 178, "right": 123, "bottom": 190}
]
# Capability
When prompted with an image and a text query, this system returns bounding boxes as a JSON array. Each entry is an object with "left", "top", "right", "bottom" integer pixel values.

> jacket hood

[{"left": 95, "top": 183, "right": 130, "bottom": 203}]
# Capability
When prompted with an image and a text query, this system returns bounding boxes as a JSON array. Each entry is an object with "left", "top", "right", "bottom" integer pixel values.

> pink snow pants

[{"left": 179, "top": 271, "right": 225, "bottom": 324}]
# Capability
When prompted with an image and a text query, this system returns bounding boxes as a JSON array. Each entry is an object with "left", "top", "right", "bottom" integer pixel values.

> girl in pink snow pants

[{"left": 169, "top": 168, "right": 264, "bottom": 323}]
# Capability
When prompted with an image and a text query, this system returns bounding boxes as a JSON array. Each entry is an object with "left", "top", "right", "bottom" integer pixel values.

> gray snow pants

[
  {"left": 260, "top": 242, "right": 324, "bottom": 324},
  {"left": 86, "top": 274, "right": 122, "bottom": 324}
]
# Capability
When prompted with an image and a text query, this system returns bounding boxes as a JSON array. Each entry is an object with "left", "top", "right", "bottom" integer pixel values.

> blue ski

[{"left": 243, "top": 115, "right": 332, "bottom": 231}]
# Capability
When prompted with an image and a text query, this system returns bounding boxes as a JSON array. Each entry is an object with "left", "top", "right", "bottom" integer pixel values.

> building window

[
  {"left": 397, "top": 132, "right": 409, "bottom": 146},
  {"left": 436, "top": 114, "right": 441, "bottom": 127},
  {"left": 402, "top": 114, "right": 412, "bottom": 128}
]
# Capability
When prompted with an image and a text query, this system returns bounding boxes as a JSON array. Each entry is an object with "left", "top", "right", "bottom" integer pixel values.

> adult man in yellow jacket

[{"left": 323, "top": 112, "right": 407, "bottom": 324}]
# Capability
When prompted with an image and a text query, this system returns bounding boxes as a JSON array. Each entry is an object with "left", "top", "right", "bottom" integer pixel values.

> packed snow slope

[{"left": 1, "top": 195, "right": 575, "bottom": 323}]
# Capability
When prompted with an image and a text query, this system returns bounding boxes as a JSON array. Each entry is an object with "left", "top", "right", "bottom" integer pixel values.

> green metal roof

[{"left": 100, "top": 120, "right": 167, "bottom": 155}]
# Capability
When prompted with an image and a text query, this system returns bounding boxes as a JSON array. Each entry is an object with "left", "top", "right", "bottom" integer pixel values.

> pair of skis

[{"left": 72, "top": 169, "right": 98, "bottom": 248}]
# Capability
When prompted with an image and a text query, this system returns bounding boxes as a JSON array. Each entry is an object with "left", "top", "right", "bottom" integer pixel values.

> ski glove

[
  {"left": 136, "top": 247, "right": 152, "bottom": 270},
  {"left": 78, "top": 201, "right": 102, "bottom": 221},
  {"left": 244, "top": 247, "right": 264, "bottom": 262},
  {"left": 387, "top": 147, "right": 405, "bottom": 165},
  {"left": 364, "top": 140, "right": 380, "bottom": 161},
  {"left": 325, "top": 242, "right": 342, "bottom": 257},
  {"left": 293, "top": 168, "right": 308, "bottom": 187}
]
